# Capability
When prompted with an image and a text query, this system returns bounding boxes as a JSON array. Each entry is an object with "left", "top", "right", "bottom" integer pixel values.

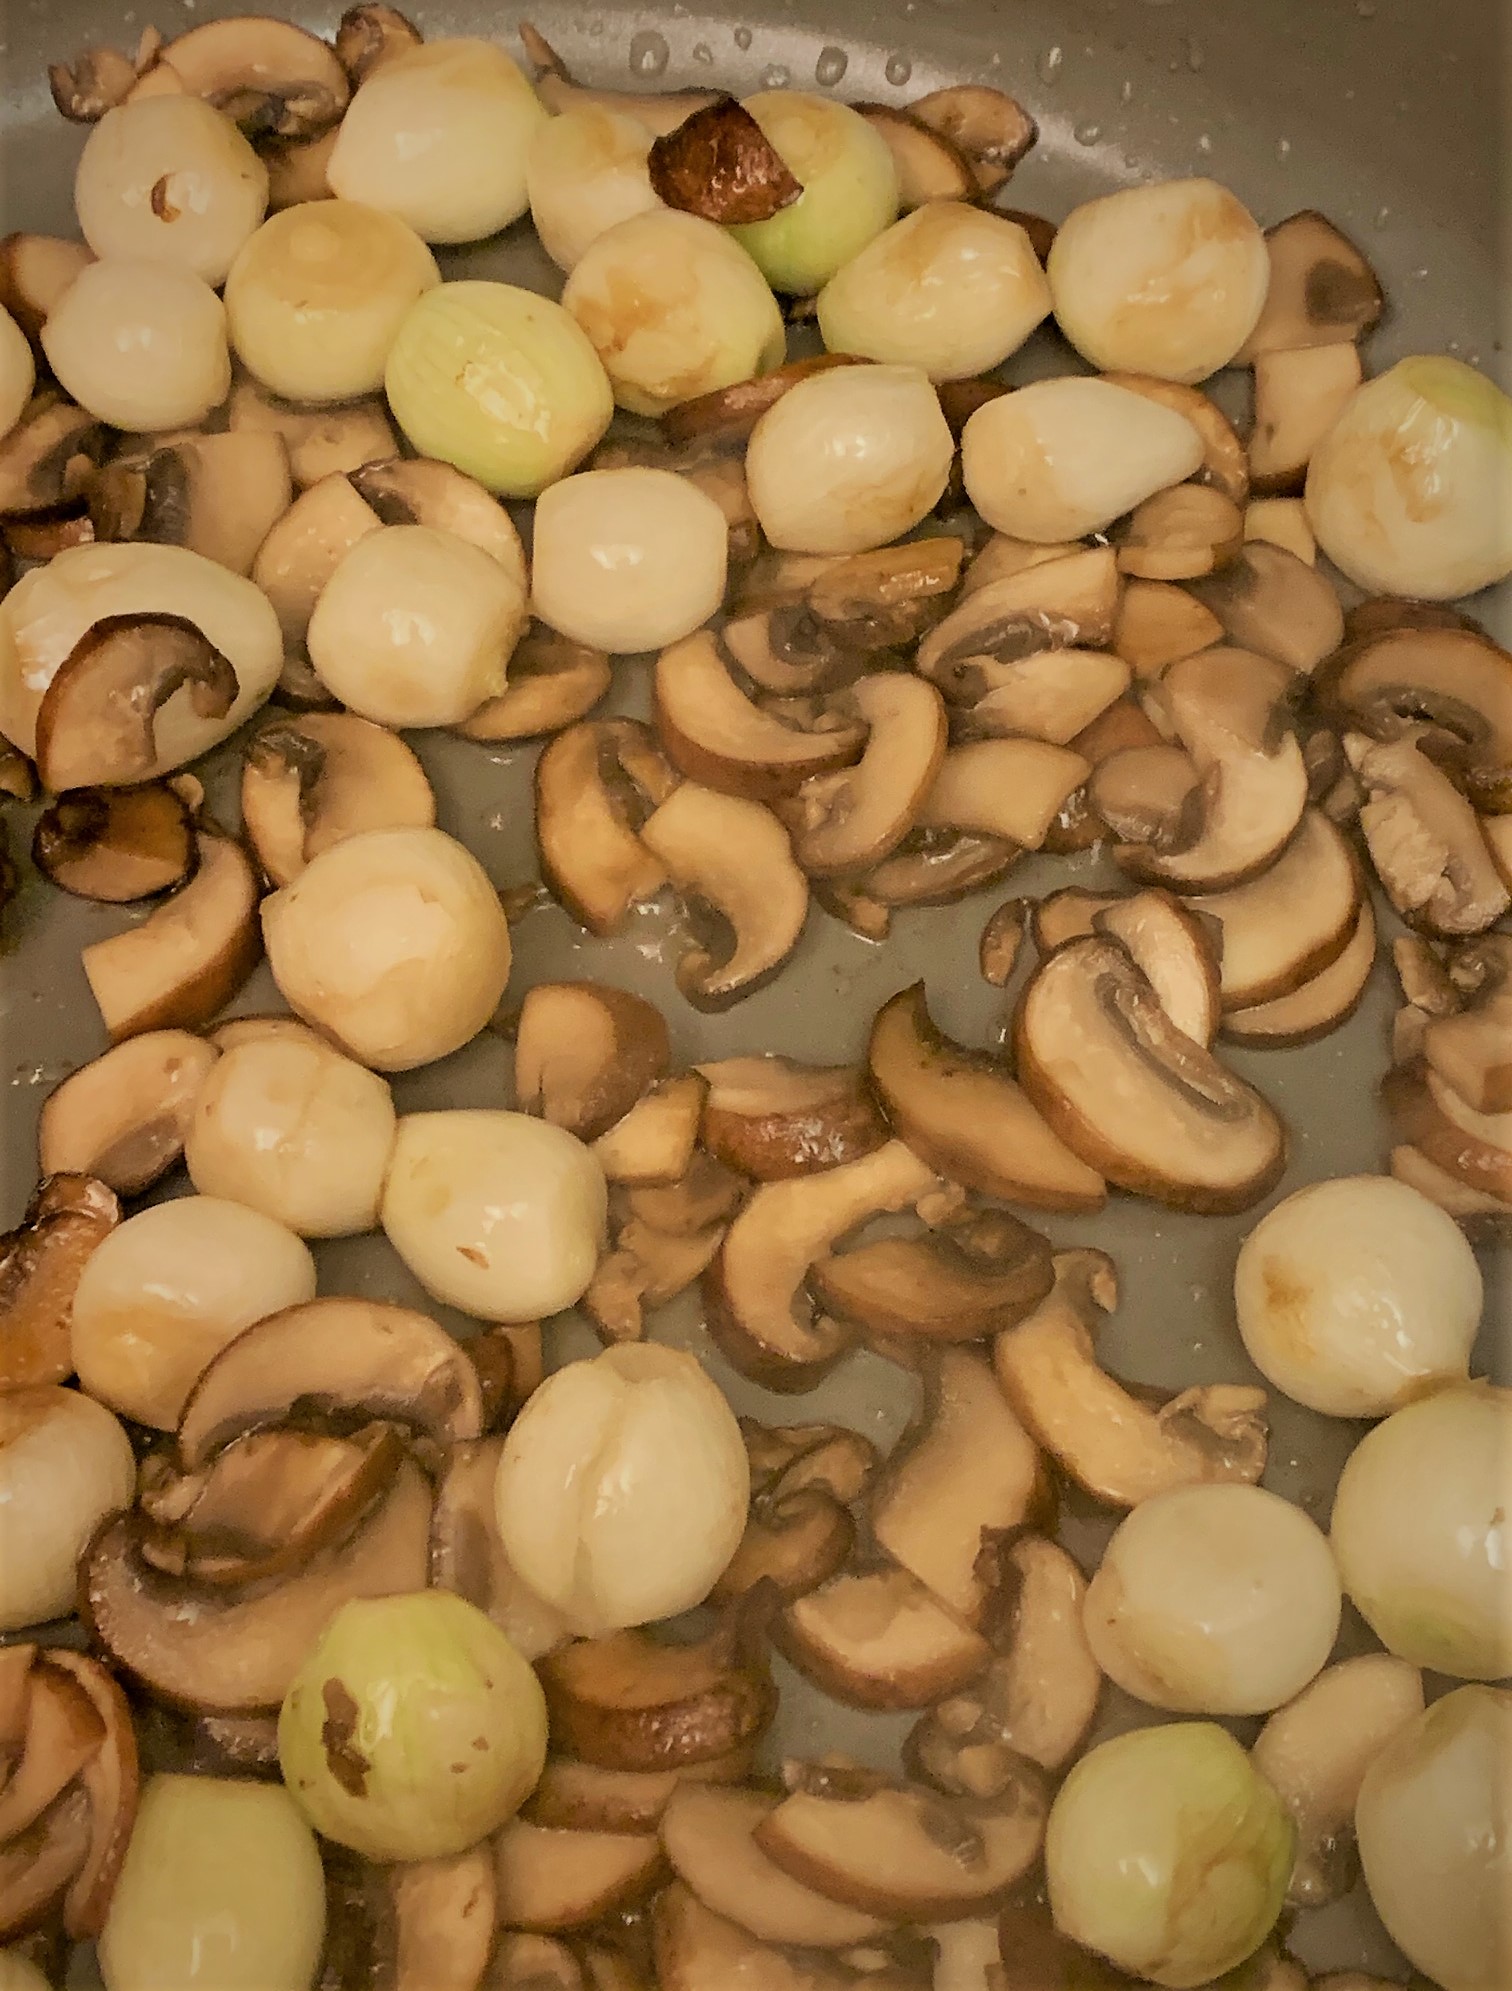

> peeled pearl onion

[
  {"left": 0, "top": 304, "right": 35, "bottom": 441},
  {"left": 531, "top": 468, "right": 728, "bottom": 653},
  {"left": 0, "top": 1386, "right": 136, "bottom": 1630},
  {"left": 526, "top": 105, "right": 660, "bottom": 273},
  {"left": 42, "top": 258, "right": 229, "bottom": 431}
]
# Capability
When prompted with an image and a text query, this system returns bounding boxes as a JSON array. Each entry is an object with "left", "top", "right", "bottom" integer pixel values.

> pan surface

[{"left": 1, "top": 0, "right": 1507, "bottom": 1980}]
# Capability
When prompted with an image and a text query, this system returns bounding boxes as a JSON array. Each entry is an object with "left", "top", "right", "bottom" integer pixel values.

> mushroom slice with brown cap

[
  {"left": 518, "top": 22, "right": 722, "bottom": 137},
  {"left": 869, "top": 1346, "right": 1048, "bottom": 1627},
  {"left": 855, "top": 104, "right": 977, "bottom": 209},
  {"left": 1086, "top": 744, "right": 1203, "bottom": 850},
  {"left": 978, "top": 899, "right": 1028, "bottom": 987},
  {"left": 786, "top": 675, "right": 947, "bottom": 877},
  {"left": 1418, "top": 936, "right": 1512, "bottom": 1112},
  {"left": 916, "top": 740, "right": 1091, "bottom": 851},
  {"left": 654, "top": 633, "right": 866, "bottom": 802},
  {"left": 47, "top": 43, "right": 141, "bottom": 120},
  {"left": 1092, "top": 890, "right": 1222, "bottom": 1047},
  {"left": 698, "top": 1057, "right": 887, "bottom": 1181},
  {"left": 177, "top": 1296, "right": 485, "bottom": 1469},
  {"left": 33, "top": 615, "right": 239, "bottom": 795},
  {"left": 640, "top": 782, "right": 809, "bottom": 1009},
  {"left": 810, "top": 1207, "right": 1054, "bottom": 1345},
  {"left": 908, "top": 1536, "right": 1101, "bottom": 1779},
  {"left": 4, "top": 510, "right": 96, "bottom": 563},
  {"left": 704, "top": 1140, "right": 938, "bottom": 1390},
  {"left": 625, "top": 1151, "right": 745, "bottom": 1234},
  {"left": 1013, "top": 935, "right": 1286, "bottom": 1210},
  {"left": 430, "top": 1437, "right": 573, "bottom": 1662},
  {"left": 1222, "top": 898, "right": 1377, "bottom": 1048},
  {"left": 539, "top": 1615, "right": 778, "bottom": 1773},
  {"left": 82, "top": 1456, "right": 432, "bottom": 1713},
  {"left": 1251, "top": 1653, "right": 1424, "bottom": 1911},
  {"left": 583, "top": 1214, "right": 726, "bottom": 1345},
  {"left": 711, "top": 1479, "right": 853, "bottom": 1605},
  {"left": 661, "top": 1786, "right": 888, "bottom": 1947},
  {"left": 348, "top": 457, "right": 522, "bottom": 571},
  {"left": 0, "top": 1179, "right": 118, "bottom": 1388},
  {"left": 527, "top": 1750, "right": 755, "bottom": 1834},
  {"left": 91, "top": 433, "right": 293, "bottom": 578},
  {"left": 867, "top": 985, "right": 1106, "bottom": 1214},
  {"left": 0, "top": 741, "right": 34, "bottom": 802},
  {"left": 993, "top": 1250, "right": 1269, "bottom": 1505},
  {"left": 489, "top": 1934, "right": 584, "bottom": 1991},
  {"left": 1186, "top": 540, "right": 1344, "bottom": 675},
  {"left": 0, "top": 1785, "right": 93, "bottom": 1941},
  {"left": 147, "top": 19, "right": 351, "bottom": 139},
  {"left": 1189, "top": 808, "right": 1361, "bottom": 1010},
  {"left": 536, "top": 719, "right": 678, "bottom": 938},
  {"left": 459, "top": 627, "right": 611, "bottom": 744},
  {"left": 0, "top": 235, "right": 94, "bottom": 344},
  {"left": 0, "top": 1661, "right": 104, "bottom": 1843},
  {"left": 0, "top": 394, "right": 104, "bottom": 519},
  {"left": 963, "top": 649, "right": 1130, "bottom": 748},
  {"left": 40, "top": 1650, "right": 139, "bottom": 1940},
  {"left": 1029, "top": 886, "right": 1122, "bottom": 954},
  {"left": 335, "top": 2, "right": 423, "bottom": 85},
  {"left": 915, "top": 549, "right": 1121, "bottom": 704},
  {"left": 778, "top": 1566, "right": 992, "bottom": 1710},
  {"left": 1249, "top": 344, "right": 1363, "bottom": 496},
  {"left": 660, "top": 355, "right": 863, "bottom": 451},
  {"left": 959, "top": 534, "right": 1084, "bottom": 600},
  {"left": 1349, "top": 729, "right": 1510, "bottom": 936},
  {"left": 592, "top": 1075, "right": 707, "bottom": 1187},
  {"left": 805, "top": 539, "right": 967, "bottom": 654},
  {"left": 241, "top": 710, "right": 436, "bottom": 887},
  {"left": 1383, "top": 1064, "right": 1512, "bottom": 1207},
  {"left": 32, "top": 782, "right": 195, "bottom": 902},
  {"left": 251, "top": 470, "right": 382, "bottom": 652},
  {"left": 1234, "top": 209, "right": 1384, "bottom": 363},
  {"left": 852, "top": 830, "right": 1021, "bottom": 918},
  {"left": 1113, "top": 578, "right": 1225, "bottom": 680},
  {"left": 907, "top": 85, "right": 1038, "bottom": 193},
  {"left": 648, "top": 97, "right": 803, "bottom": 226},
  {"left": 227, "top": 380, "right": 397, "bottom": 491},
  {"left": 1100, "top": 374, "right": 1250, "bottom": 508},
  {"left": 652, "top": 1881, "right": 848, "bottom": 1991},
  {"left": 493, "top": 1821, "right": 665, "bottom": 1933},
  {"left": 755, "top": 1763, "right": 1046, "bottom": 1921},
  {"left": 1115, "top": 486, "right": 1245, "bottom": 584},
  {"left": 372, "top": 1849, "right": 496, "bottom": 1991},
  {"left": 515, "top": 982, "right": 670, "bottom": 1142}
]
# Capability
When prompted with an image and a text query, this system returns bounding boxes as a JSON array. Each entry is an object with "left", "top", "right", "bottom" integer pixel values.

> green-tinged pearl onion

[
  {"left": 98, "top": 1775, "right": 325, "bottom": 1991},
  {"left": 1306, "top": 356, "right": 1512, "bottom": 598},
  {"left": 1355, "top": 1685, "right": 1512, "bottom": 1991},
  {"left": 1045, "top": 1723, "right": 1294, "bottom": 1989},
  {"left": 729, "top": 91, "right": 899, "bottom": 295},
  {"left": 385, "top": 280, "right": 613, "bottom": 498},
  {"left": 1330, "top": 1381, "right": 1512, "bottom": 1680},
  {"left": 279, "top": 1590, "right": 548, "bottom": 1862}
]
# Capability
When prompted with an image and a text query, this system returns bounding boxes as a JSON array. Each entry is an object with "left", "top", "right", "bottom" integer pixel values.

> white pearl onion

[
  {"left": 381, "top": 1110, "right": 607, "bottom": 1322},
  {"left": 0, "top": 1386, "right": 136, "bottom": 1630},
  {"left": 41, "top": 258, "right": 230, "bottom": 432},
  {"left": 185, "top": 1033, "right": 397, "bottom": 1238},
  {"left": 0, "top": 303, "right": 36, "bottom": 441},
  {"left": 71, "top": 1197, "right": 317, "bottom": 1430},
  {"left": 530, "top": 468, "right": 728, "bottom": 654},
  {"left": 526, "top": 105, "right": 660, "bottom": 274}
]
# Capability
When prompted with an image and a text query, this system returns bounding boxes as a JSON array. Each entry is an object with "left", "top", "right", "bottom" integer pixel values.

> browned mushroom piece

[
  {"left": 584, "top": 1214, "right": 729, "bottom": 1346},
  {"left": 429, "top": 1437, "right": 573, "bottom": 1662},
  {"left": 0, "top": 1178, "right": 118, "bottom": 1390},
  {"left": 91, "top": 433, "right": 293, "bottom": 578},
  {"left": 907, "top": 84, "right": 1039, "bottom": 194},
  {"left": 1100, "top": 372, "right": 1250, "bottom": 507},
  {"left": 1092, "top": 890, "right": 1222, "bottom": 1047},
  {"left": 654, "top": 632, "right": 866, "bottom": 801},
  {"left": 463, "top": 1320, "right": 543, "bottom": 1433},
  {"left": 640, "top": 781, "right": 809, "bottom": 1009},
  {"left": 1026, "top": 886, "right": 1117, "bottom": 955},
  {"left": 704, "top": 1139, "right": 937, "bottom": 1390},
  {"left": 908, "top": 1535, "right": 1101, "bottom": 1781},
  {"left": 1414, "top": 934, "right": 1512, "bottom": 1113},
  {"left": 1116, "top": 485, "right": 1245, "bottom": 584},
  {"left": 977, "top": 898, "right": 1028, "bottom": 988},
  {"left": 177, "top": 1296, "right": 485, "bottom": 1468},
  {"left": 915, "top": 548, "right": 1121, "bottom": 704},
  {"left": 536, "top": 719, "right": 679, "bottom": 937},
  {"left": 47, "top": 42, "right": 142, "bottom": 120},
  {"left": 33, "top": 614, "right": 239, "bottom": 795},
  {"left": 1249, "top": 343, "right": 1363, "bottom": 495},
  {"left": 513, "top": 982, "right": 670, "bottom": 1143},
  {"left": 755, "top": 1761, "right": 1046, "bottom": 1921},
  {"left": 0, "top": 234, "right": 93, "bottom": 343},
  {"left": 334, "top": 1, "right": 423, "bottom": 84},
  {"left": 994, "top": 206, "right": 1057, "bottom": 265},
  {"left": 659, "top": 354, "right": 863, "bottom": 450},
  {"left": 693, "top": 1058, "right": 884, "bottom": 1183},
  {"left": 518, "top": 22, "right": 722, "bottom": 136},
  {"left": 811, "top": 1206, "right": 1053, "bottom": 1350},
  {"left": 494, "top": 1821, "right": 665, "bottom": 1934},
  {"left": 538, "top": 1614, "right": 778, "bottom": 1773},
  {"left": 137, "top": 19, "right": 351, "bottom": 139},
  {"left": 259, "top": 127, "right": 338, "bottom": 210},
  {"left": 1383, "top": 1063, "right": 1512, "bottom": 1208},
  {"left": 624, "top": 1151, "right": 746, "bottom": 1235},
  {"left": 867, "top": 984, "right": 1105, "bottom": 1213},
  {"left": 1113, "top": 577, "right": 1225, "bottom": 680},
  {"left": 1189, "top": 808, "right": 1361, "bottom": 1011},
  {"left": 713, "top": 1419, "right": 874, "bottom": 1605},
  {"left": 805, "top": 539, "right": 966, "bottom": 654},
  {"left": 916, "top": 739, "right": 1091, "bottom": 852},
  {"left": 251, "top": 469, "right": 383, "bottom": 652},
  {"left": 959, "top": 534, "right": 1083, "bottom": 599},
  {"left": 1086, "top": 743, "right": 1204, "bottom": 851},
  {"left": 854, "top": 829, "right": 1022, "bottom": 916},
  {"left": 961, "top": 648, "right": 1129, "bottom": 750},
  {"left": 488, "top": 1933, "right": 585, "bottom": 1991},
  {"left": 721, "top": 608, "right": 867, "bottom": 702},
  {"left": 37, "top": 1030, "right": 216, "bottom": 1194},
  {"left": 346, "top": 455, "right": 519, "bottom": 569},
  {"left": 0, "top": 741, "right": 34, "bottom": 805},
  {"left": 854, "top": 103, "right": 977, "bottom": 208},
  {"left": 0, "top": 394, "right": 105, "bottom": 517},
  {"left": 1013, "top": 934, "right": 1287, "bottom": 1211},
  {"left": 1235, "top": 209, "right": 1385, "bottom": 362},
  {"left": 31, "top": 781, "right": 195, "bottom": 904},
  {"left": 777, "top": 1563, "right": 992, "bottom": 1710},
  {"left": 36, "top": 1650, "right": 139, "bottom": 1940},
  {"left": 459, "top": 626, "right": 612, "bottom": 744},
  {"left": 82, "top": 1455, "right": 432, "bottom": 1713},
  {"left": 783, "top": 675, "right": 947, "bottom": 878},
  {"left": 993, "top": 1250, "right": 1270, "bottom": 1505},
  {"left": 3, "top": 508, "right": 96, "bottom": 564},
  {"left": 868, "top": 1345, "right": 1047, "bottom": 1626},
  {"left": 1186, "top": 539, "right": 1344, "bottom": 674},
  {"left": 240, "top": 710, "right": 436, "bottom": 887},
  {"left": 227, "top": 378, "right": 397, "bottom": 490},
  {"left": 1348, "top": 728, "right": 1510, "bottom": 937},
  {"left": 526, "top": 1747, "right": 755, "bottom": 1834},
  {"left": 592, "top": 1074, "right": 708, "bottom": 1187},
  {"left": 652, "top": 1881, "right": 875, "bottom": 1991},
  {"left": 647, "top": 96, "right": 802, "bottom": 225}
]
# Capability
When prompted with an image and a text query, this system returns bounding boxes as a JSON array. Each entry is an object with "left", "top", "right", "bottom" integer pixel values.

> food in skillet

[{"left": 0, "top": 7, "right": 1507, "bottom": 1988}]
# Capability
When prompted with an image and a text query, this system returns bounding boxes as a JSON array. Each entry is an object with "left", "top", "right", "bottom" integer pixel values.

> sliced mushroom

[
  {"left": 227, "top": 379, "right": 397, "bottom": 492},
  {"left": 805, "top": 539, "right": 966, "bottom": 654},
  {"left": 177, "top": 1295, "right": 485, "bottom": 1469},
  {"left": 1349, "top": 729, "right": 1510, "bottom": 936},
  {"left": 647, "top": 97, "right": 802, "bottom": 225},
  {"left": 1389, "top": 1142, "right": 1512, "bottom": 1226},
  {"left": 241, "top": 710, "right": 436, "bottom": 887},
  {"left": 429, "top": 1437, "right": 573, "bottom": 1663},
  {"left": 1086, "top": 744, "right": 1203, "bottom": 851},
  {"left": 785, "top": 675, "right": 947, "bottom": 877},
  {"left": 959, "top": 650, "right": 1126, "bottom": 752},
  {"left": 250, "top": 469, "right": 382, "bottom": 651},
  {"left": 141, "top": 19, "right": 351, "bottom": 139},
  {"left": 959, "top": 534, "right": 1083, "bottom": 600},
  {"left": 755, "top": 1764, "right": 1046, "bottom": 1921},
  {"left": 92, "top": 433, "right": 293, "bottom": 578},
  {"left": 916, "top": 549, "right": 1121, "bottom": 703},
  {"left": 31, "top": 781, "right": 193, "bottom": 905},
  {"left": 711, "top": 1468, "right": 855, "bottom": 1606},
  {"left": 660, "top": 354, "right": 863, "bottom": 450},
  {"left": 80, "top": 832, "right": 260, "bottom": 1043},
  {"left": 592, "top": 1075, "right": 707, "bottom": 1187},
  {"left": 661, "top": 1785, "right": 887, "bottom": 1948},
  {"left": 993, "top": 1251, "right": 1269, "bottom": 1505},
  {"left": 1190, "top": 809, "right": 1361, "bottom": 1008},
  {"left": 1092, "top": 890, "right": 1222, "bottom": 1047},
  {"left": 1027, "top": 887, "right": 1118, "bottom": 955},
  {"left": 722, "top": 608, "right": 861, "bottom": 699},
  {"left": 0, "top": 1661, "right": 103, "bottom": 1847},
  {"left": 36, "top": 1650, "right": 139, "bottom": 1941},
  {"left": 459, "top": 626, "right": 611, "bottom": 744},
  {"left": 518, "top": 22, "right": 722, "bottom": 137},
  {"left": 37, "top": 1030, "right": 214, "bottom": 1195},
  {"left": 0, "top": 235, "right": 94, "bottom": 343},
  {"left": 697, "top": 1058, "right": 886, "bottom": 1182},
  {"left": 1234, "top": 209, "right": 1384, "bottom": 362},
  {"left": 654, "top": 632, "right": 865, "bottom": 801},
  {"left": 704, "top": 1140, "right": 938, "bottom": 1390},
  {"left": 906, "top": 85, "right": 1038, "bottom": 194},
  {"left": 1383, "top": 1063, "right": 1512, "bottom": 1207},
  {"left": 0, "top": 394, "right": 104, "bottom": 518},
  {"left": 850, "top": 830, "right": 1021, "bottom": 917},
  {"left": 335, "top": 2, "right": 423, "bottom": 84},
  {"left": 494, "top": 1820, "right": 664, "bottom": 1933},
  {"left": 582, "top": 1214, "right": 726, "bottom": 1345},
  {"left": 82, "top": 1456, "right": 432, "bottom": 1712},
  {"left": 977, "top": 899, "right": 1028, "bottom": 988},
  {"left": 908, "top": 1536, "right": 1100, "bottom": 1779},
  {"left": 916, "top": 740, "right": 1090, "bottom": 851},
  {"left": 538, "top": 1617, "right": 778, "bottom": 1773},
  {"left": 869, "top": 1346, "right": 1047, "bottom": 1626},
  {"left": 868, "top": 985, "right": 1106, "bottom": 1213},
  {"left": 347, "top": 456, "right": 521, "bottom": 571},
  {"left": 536, "top": 719, "right": 678, "bottom": 937},
  {"left": 652, "top": 1880, "right": 852, "bottom": 1991},
  {"left": 1186, "top": 540, "right": 1344, "bottom": 675},
  {"left": 258, "top": 126, "right": 338, "bottom": 208},
  {"left": 0, "top": 1785, "right": 93, "bottom": 1942},
  {"left": 1252, "top": 1653, "right": 1424, "bottom": 1910},
  {"left": 1100, "top": 373, "right": 1250, "bottom": 507},
  {"left": 487, "top": 1934, "right": 584, "bottom": 1991},
  {"left": 527, "top": 1750, "right": 755, "bottom": 1835},
  {"left": 1116, "top": 485, "right": 1244, "bottom": 583},
  {"left": 1113, "top": 577, "right": 1225, "bottom": 680},
  {"left": 1417, "top": 936, "right": 1512, "bottom": 1112},
  {"left": 513, "top": 982, "right": 669, "bottom": 1144},
  {"left": 624, "top": 1152, "right": 745, "bottom": 1235},
  {"left": 810, "top": 1206, "right": 1053, "bottom": 1347},
  {"left": 778, "top": 1563, "right": 992, "bottom": 1710},
  {"left": 0, "top": 1192, "right": 115, "bottom": 1390},
  {"left": 640, "top": 782, "right": 809, "bottom": 1009},
  {"left": 855, "top": 104, "right": 977, "bottom": 209},
  {"left": 1249, "top": 343, "right": 1363, "bottom": 496}
]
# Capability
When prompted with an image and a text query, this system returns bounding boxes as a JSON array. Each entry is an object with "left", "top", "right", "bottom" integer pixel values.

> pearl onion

[
  {"left": 493, "top": 1344, "right": 748, "bottom": 1632},
  {"left": 306, "top": 524, "right": 527, "bottom": 727},
  {"left": 185, "top": 1033, "right": 397, "bottom": 1237},
  {"left": 1234, "top": 1174, "right": 1483, "bottom": 1417},
  {"left": 0, "top": 1386, "right": 135, "bottom": 1631},
  {"left": 530, "top": 468, "right": 728, "bottom": 654},
  {"left": 1083, "top": 1483, "right": 1342, "bottom": 1716},
  {"left": 74, "top": 95, "right": 268, "bottom": 285},
  {"left": 41, "top": 258, "right": 230, "bottom": 432},
  {"left": 745, "top": 363, "right": 954, "bottom": 556},
  {"left": 225, "top": 200, "right": 438, "bottom": 404},
  {"left": 525, "top": 105, "right": 659, "bottom": 274},
  {"left": 261, "top": 827, "right": 512, "bottom": 1072},
  {"left": 0, "top": 304, "right": 35, "bottom": 441},
  {"left": 381, "top": 1110, "right": 607, "bottom": 1322},
  {"left": 1048, "top": 178, "right": 1269, "bottom": 384},
  {"left": 71, "top": 1197, "right": 316, "bottom": 1430},
  {"left": 562, "top": 209, "right": 785, "bottom": 416}
]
